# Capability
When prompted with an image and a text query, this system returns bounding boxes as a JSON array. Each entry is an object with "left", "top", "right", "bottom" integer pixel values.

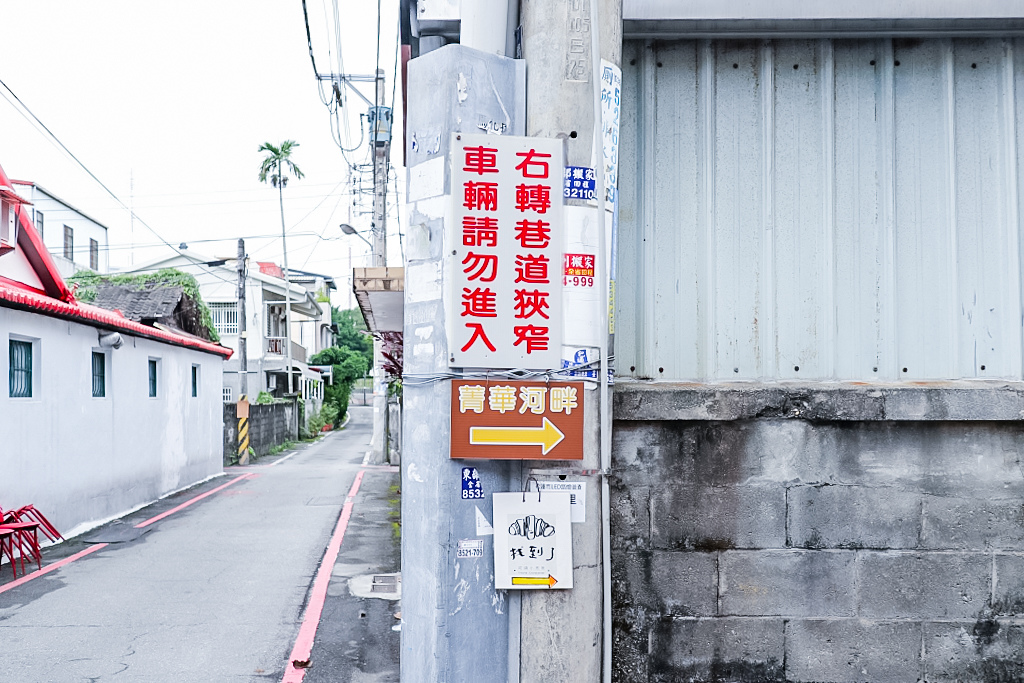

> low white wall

[{"left": 0, "top": 306, "right": 225, "bottom": 536}]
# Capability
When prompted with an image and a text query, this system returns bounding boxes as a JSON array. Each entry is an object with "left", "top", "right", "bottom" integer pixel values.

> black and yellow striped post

[{"left": 236, "top": 395, "right": 251, "bottom": 464}]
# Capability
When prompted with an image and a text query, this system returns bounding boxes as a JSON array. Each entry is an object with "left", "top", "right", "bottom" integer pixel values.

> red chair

[
  {"left": 0, "top": 528, "right": 15, "bottom": 579},
  {"left": 5, "top": 505, "right": 61, "bottom": 543},
  {"left": 0, "top": 506, "right": 50, "bottom": 577},
  {"left": 0, "top": 520, "right": 41, "bottom": 575}
]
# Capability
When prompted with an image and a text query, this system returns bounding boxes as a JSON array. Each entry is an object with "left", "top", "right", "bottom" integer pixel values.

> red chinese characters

[
  {"left": 452, "top": 135, "right": 562, "bottom": 367},
  {"left": 459, "top": 145, "right": 502, "bottom": 353}
]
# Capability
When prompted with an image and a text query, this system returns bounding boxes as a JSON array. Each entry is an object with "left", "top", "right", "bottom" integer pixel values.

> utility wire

[
  {"left": 0, "top": 74, "right": 179, "bottom": 256},
  {"left": 300, "top": 188, "right": 348, "bottom": 269},
  {"left": 300, "top": 0, "right": 320, "bottom": 78},
  {"left": 250, "top": 179, "right": 347, "bottom": 257}
]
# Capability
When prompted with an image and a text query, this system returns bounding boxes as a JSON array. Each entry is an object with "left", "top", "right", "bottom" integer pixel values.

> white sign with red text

[{"left": 449, "top": 133, "right": 564, "bottom": 369}]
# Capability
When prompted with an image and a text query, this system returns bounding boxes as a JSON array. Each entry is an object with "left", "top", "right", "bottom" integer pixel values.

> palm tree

[{"left": 258, "top": 141, "right": 304, "bottom": 395}]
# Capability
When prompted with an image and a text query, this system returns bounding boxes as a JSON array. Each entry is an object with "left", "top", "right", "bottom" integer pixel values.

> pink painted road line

[
  {"left": 134, "top": 473, "right": 254, "bottom": 529},
  {"left": 281, "top": 469, "right": 366, "bottom": 683},
  {"left": 0, "top": 473, "right": 257, "bottom": 594},
  {"left": 0, "top": 543, "right": 109, "bottom": 596}
]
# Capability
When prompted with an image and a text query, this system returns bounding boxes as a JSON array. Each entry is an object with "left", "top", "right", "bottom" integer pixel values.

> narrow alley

[{"left": 0, "top": 406, "right": 399, "bottom": 683}]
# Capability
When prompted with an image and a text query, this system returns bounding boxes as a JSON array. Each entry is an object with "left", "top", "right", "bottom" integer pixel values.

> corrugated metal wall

[{"left": 617, "top": 38, "right": 1024, "bottom": 382}]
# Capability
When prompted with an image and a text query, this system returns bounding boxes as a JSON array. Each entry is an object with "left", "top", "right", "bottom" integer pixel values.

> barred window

[
  {"left": 92, "top": 351, "right": 105, "bottom": 398},
  {"left": 34, "top": 210, "right": 43, "bottom": 241},
  {"left": 209, "top": 302, "right": 239, "bottom": 335},
  {"left": 63, "top": 225, "right": 73, "bottom": 260},
  {"left": 89, "top": 238, "right": 99, "bottom": 270},
  {"left": 223, "top": 386, "right": 233, "bottom": 402},
  {"left": 9, "top": 339, "right": 32, "bottom": 398}
]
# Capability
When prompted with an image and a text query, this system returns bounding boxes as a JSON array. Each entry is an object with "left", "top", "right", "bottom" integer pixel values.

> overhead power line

[{"left": 0, "top": 74, "right": 179, "bottom": 256}]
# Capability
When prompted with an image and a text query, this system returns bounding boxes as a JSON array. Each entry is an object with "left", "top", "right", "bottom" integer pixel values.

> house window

[
  {"left": 92, "top": 351, "right": 106, "bottom": 397},
  {"left": 89, "top": 239, "right": 99, "bottom": 270},
  {"left": 9, "top": 339, "right": 32, "bottom": 398},
  {"left": 209, "top": 302, "right": 239, "bottom": 335},
  {"left": 34, "top": 210, "right": 43, "bottom": 241},
  {"left": 191, "top": 365, "right": 199, "bottom": 397},
  {"left": 0, "top": 201, "right": 9, "bottom": 246},
  {"left": 148, "top": 359, "right": 158, "bottom": 397},
  {"left": 63, "top": 225, "right": 73, "bottom": 260},
  {"left": 223, "top": 386, "right": 233, "bottom": 402}
]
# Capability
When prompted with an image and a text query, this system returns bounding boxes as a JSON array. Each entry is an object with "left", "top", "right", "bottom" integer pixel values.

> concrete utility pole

[
  {"left": 371, "top": 68, "right": 389, "bottom": 268},
  {"left": 237, "top": 238, "right": 248, "bottom": 400},
  {"left": 518, "top": 1, "right": 622, "bottom": 680},
  {"left": 402, "top": 40, "right": 526, "bottom": 683}
]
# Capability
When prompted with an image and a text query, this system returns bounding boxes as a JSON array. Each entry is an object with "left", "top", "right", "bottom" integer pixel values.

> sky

[{"left": 0, "top": 0, "right": 402, "bottom": 308}]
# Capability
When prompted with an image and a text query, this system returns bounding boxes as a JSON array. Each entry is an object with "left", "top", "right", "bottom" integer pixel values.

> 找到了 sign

[
  {"left": 449, "top": 133, "right": 564, "bottom": 370},
  {"left": 450, "top": 379, "right": 584, "bottom": 460},
  {"left": 493, "top": 490, "right": 573, "bottom": 589}
]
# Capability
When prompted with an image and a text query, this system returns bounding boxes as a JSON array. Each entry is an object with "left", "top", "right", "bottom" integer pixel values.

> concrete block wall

[
  {"left": 611, "top": 384, "right": 1024, "bottom": 683},
  {"left": 222, "top": 400, "right": 298, "bottom": 462}
]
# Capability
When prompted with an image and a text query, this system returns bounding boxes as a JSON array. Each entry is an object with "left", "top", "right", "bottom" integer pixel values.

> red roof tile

[{"left": 0, "top": 280, "right": 233, "bottom": 358}]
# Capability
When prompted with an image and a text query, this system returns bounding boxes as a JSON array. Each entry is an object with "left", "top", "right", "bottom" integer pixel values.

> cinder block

[
  {"left": 609, "top": 481, "right": 650, "bottom": 551},
  {"left": 651, "top": 485, "right": 786, "bottom": 550},
  {"left": 788, "top": 485, "right": 920, "bottom": 549},
  {"left": 649, "top": 551, "right": 718, "bottom": 617},
  {"left": 610, "top": 421, "right": 697, "bottom": 489},
  {"left": 924, "top": 621, "right": 1024, "bottom": 682},
  {"left": 857, "top": 552, "right": 991, "bottom": 619},
  {"left": 786, "top": 619, "right": 922, "bottom": 682},
  {"left": 922, "top": 497, "right": 1024, "bottom": 550},
  {"left": 993, "top": 554, "right": 1024, "bottom": 615},
  {"left": 649, "top": 617, "right": 785, "bottom": 682},
  {"left": 720, "top": 550, "right": 855, "bottom": 617},
  {"left": 613, "top": 550, "right": 657, "bottom": 614},
  {"left": 612, "top": 550, "right": 717, "bottom": 618}
]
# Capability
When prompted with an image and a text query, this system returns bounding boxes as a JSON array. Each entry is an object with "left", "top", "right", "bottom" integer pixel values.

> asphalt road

[{"left": 0, "top": 405, "right": 400, "bottom": 683}]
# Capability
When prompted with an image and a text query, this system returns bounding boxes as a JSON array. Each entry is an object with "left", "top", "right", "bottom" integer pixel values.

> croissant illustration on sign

[{"left": 508, "top": 515, "right": 555, "bottom": 540}]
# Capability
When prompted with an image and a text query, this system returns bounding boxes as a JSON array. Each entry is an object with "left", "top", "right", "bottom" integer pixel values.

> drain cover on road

[{"left": 350, "top": 572, "right": 401, "bottom": 600}]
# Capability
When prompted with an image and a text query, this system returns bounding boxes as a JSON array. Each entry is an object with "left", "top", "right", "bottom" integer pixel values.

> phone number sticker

[{"left": 563, "top": 166, "right": 595, "bottom": 200}]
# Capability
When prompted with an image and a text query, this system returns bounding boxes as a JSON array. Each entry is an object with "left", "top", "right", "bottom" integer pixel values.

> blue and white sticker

[
  {"left": 563, "top": 166, "right": 596, "bottom": 200},
  {"left": 462, "top": 467, "right": 484, "bottom": 499}
]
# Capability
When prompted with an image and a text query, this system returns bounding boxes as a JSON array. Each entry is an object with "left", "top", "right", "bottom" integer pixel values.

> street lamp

[{"left": 340, "top": 223, "right": 373, "bottom": 250}]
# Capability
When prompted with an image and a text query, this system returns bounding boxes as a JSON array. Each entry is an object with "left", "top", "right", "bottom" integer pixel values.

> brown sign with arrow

[{"left": 450, "top": 379, "right": 584, "bottom": 460}]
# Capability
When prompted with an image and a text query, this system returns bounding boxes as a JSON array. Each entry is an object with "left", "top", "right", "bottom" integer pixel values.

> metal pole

[
  {"left": 280, "top": 176, "right": 295, "bottom": 395},
  {"left": 588, "top": 3, "right": 613, "bottom": 679},
  {"left": 237, "top": 238, "right": 248, "bottom": 400},
  {"left": 372, "top": 68, "right": 388, "bottom": 267}
]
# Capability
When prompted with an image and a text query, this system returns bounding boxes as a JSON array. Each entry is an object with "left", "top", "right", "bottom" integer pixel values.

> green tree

[
  {"left": 309, "top": 345, "right": 369, "bottom": 423},
  {"left": 332, "top": 307, "right": 373, "bottom": 368},
  {"left": 258, "top": 140, "right": 304, "bottom": 394}
]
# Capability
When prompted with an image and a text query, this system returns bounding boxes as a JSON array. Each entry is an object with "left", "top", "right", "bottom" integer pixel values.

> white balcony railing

[{"left": 266, "top": 337, "right": 307, "bottom": 363}]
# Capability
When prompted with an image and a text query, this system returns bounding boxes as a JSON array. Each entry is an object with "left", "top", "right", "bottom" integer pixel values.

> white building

[
  {"left": 0, "top": 167, "right": 231, "bottom": 538},
  {"left": 123, "top": 251, "right": 329, "bottom": 410},
  {"left": 11, "top": 180, "right": 110, "bottom": 277}
]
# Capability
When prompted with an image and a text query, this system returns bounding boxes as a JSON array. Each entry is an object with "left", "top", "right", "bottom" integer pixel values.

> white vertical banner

[
  {"left": 596, "top": 59, "right": 622, "bottom": 210},
  {"left": 449, "top": 133, "right": 564, "bottom": 369}
]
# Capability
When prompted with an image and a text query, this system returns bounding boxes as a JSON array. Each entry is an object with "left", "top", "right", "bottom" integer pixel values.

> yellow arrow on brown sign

[{"left": 469, "top": 417, "right": 565, "bottom": 455}]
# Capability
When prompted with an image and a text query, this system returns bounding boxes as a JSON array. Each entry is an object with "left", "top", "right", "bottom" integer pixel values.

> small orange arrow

[
  {"left": 469, "top": 417, "right": 565, "bottom": 455},
  {"left": 511, "top": 574, "right": 558, "bottom": 587}
]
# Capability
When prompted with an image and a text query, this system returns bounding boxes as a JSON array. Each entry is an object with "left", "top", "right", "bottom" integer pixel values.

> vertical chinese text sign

[{"left": 450, "top": 134, "right": 564, "bottom": 369}]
